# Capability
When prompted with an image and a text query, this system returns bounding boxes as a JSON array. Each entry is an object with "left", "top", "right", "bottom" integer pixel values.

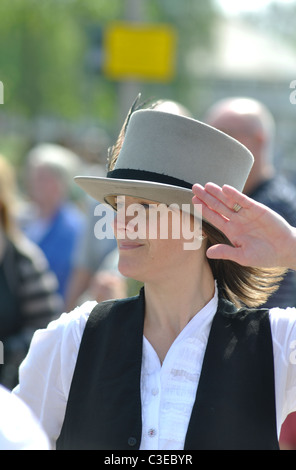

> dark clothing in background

[
  {"left": 249, "top": 175, "right": 296, "bottom": 308},
  {"left": 0, "top": 236, "right": 61, "bottom": 389}
]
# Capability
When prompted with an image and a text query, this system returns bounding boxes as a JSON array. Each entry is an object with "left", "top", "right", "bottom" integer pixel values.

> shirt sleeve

[
  {"left": 269, "top": 307, "right": 296, "bottom": 434},
  {"left": 0, "top": 385, "right": 50, "bottom": 450},
  {"left": 12, "top": 301, "right": 97, "bottom": 448}
]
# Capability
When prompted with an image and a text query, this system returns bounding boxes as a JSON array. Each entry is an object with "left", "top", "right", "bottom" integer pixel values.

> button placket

[{"left": 144, "top": 370, "right": 161, "bottom": 448}]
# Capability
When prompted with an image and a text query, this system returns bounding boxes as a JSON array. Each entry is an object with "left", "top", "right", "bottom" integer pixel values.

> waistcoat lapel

[
  {"left": 57, "top": 290, "right": 145, "bottom": 450},
  {"left": 184, "top": 296, "right": 278, "bottom": 450}
]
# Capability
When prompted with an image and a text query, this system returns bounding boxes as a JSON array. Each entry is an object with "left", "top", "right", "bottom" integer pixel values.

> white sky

[{"left": 215, "top": 0, "right": 296, "bottom": 15}]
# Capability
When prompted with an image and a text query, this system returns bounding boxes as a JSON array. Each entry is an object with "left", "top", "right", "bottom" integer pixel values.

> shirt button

[
  {"left": 127, "top": 436, "right": 137, "bottom": 447},
  {"left": 148, "top": 428, "right": 157, "bottom": 438},
  {"left": 151, "top": 387, "right": 159, "bottom": 396}
]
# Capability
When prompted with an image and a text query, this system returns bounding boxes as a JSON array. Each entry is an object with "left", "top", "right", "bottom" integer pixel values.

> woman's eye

[
  {"left": 113, "top": 199, "right": 154, "bottom": 212},
  {"left": 116, "top": 202, "right": 125, "bottom": 211},
  {"left": 140, "top": 203, "right": 150, "bottom": 210}
]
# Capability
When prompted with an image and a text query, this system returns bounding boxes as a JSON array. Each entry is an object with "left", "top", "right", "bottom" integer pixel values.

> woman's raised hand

[{"left": 192, "top": 182, "right": 296, "bottom": 270}]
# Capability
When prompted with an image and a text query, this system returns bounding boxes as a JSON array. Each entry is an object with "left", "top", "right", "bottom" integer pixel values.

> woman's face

[{"left": 110, "top": 195, "right": 205, "bottom": 283}]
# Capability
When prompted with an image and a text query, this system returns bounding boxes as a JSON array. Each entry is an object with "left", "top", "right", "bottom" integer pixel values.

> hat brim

[{"left": 75, "top": 176, "right": 200, "bottom": 217}]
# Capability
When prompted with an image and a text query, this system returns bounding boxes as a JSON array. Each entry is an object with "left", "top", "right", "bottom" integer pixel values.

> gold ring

[{"left": 232, "top": 203, "right": 242, "bottom": 213}]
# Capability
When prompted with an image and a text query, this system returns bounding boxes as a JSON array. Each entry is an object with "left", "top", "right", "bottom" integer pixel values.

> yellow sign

[{"left": 103, "top": 22, "right": 176, "bottom": 82}]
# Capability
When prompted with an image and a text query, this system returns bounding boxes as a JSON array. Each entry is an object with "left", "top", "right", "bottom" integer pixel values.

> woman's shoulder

[
  {"left": 49, "top": 300, "right": 98, "bottom": 340},
  {"left": 269, "top": 306, "right": 296, "bottom": 344},
  {"left": 20, "top": 300, "right": 98, "bottom": 365},
  {"left": 268, "top": 307, "right": 296, "bottom": 374},
  {"left": 269, "top": 306, "right": 296, "bottom": 327},
  {"left": 13, "top": 301, "right": 98, "bottom": 409}
]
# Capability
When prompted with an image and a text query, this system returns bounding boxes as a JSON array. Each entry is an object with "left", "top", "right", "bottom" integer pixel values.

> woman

[{"left": 13, "top": 100, "right": 296, "bottom": 449}]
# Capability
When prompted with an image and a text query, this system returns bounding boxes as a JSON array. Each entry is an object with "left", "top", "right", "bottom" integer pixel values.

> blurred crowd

[
  {"left": 1, "top": 97, "right": 296, "bottom": 449},
  {"left": 0, "top": 141, "right": 126, "bottom": 391}
]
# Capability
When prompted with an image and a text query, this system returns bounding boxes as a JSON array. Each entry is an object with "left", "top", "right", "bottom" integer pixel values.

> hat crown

[
  {"left": 112, "top": 109, "right": 254, "bottom": 191},
  {"left": 74, "top": 108, "right": 254, "bottom": 218}
]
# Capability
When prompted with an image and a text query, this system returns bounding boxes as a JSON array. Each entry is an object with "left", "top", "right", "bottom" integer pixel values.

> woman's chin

[{"left": 117, "top": 260, "right": 141, "bottom": 281}]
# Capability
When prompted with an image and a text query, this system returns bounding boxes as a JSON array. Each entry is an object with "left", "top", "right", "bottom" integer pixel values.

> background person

[
  {"left": 205, "top": 97, "right": 296, "bottom": 309},
  {"left": 23, "top": 143, "right": 86, "bottom": 302},
  {"left": 0, "top": 155, "right": 61, "bottom": 389}
]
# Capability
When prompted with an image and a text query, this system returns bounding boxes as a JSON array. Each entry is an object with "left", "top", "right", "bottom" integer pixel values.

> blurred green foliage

[
  {"left": 0, "top": 0, "right": 218, "bottom": 167},
  {"left": 0, "top": 0, "right": 122, "bottom": 121},
  {"left": 0, "top": 0, "right": 216, "bottom": 122}
]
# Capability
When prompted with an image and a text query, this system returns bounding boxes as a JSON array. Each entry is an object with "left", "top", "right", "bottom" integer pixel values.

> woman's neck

[{"left": 143, "top": 261, "right": 215, "bottom": 343}]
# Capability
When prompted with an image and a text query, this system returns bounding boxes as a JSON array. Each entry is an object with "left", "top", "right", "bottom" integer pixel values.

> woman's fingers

[
  {"left": 192, "top": 182, "right": 296, "bottom": 269},
  {"left": 193, "top": 183, "right": 232, "bottom": 217},
  {"left": 220, "top": 184, "right": 253, "bottom": 211},
  {"left": 206, "top": 243, "right": 243, "bottom": 263},
  {"left": 192, "top": 183, "right": 235, "bottom": 234},
  {"left": 193, "top": 183, "right": 252, "bottom": 216}
]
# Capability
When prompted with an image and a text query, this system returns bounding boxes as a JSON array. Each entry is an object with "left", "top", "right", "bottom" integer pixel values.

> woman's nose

[
  {"left": 113, "top": 205, "right": 147, "bottom": 239},
  {"left": 113, "top": 208, "right": 134, "bottom": 236}
]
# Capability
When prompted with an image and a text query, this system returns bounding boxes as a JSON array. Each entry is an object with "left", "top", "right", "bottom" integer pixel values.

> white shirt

[
  {"left": 140, "top": 289, "right": 217, "bottom": 450},
  {"left": 0, "top": 385, "right": 50, "bottom": 450},
  {"left": 13, "top": 289, "right": 296, "bottom": 449}
]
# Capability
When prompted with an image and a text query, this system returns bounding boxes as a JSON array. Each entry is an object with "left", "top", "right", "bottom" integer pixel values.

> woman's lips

[{"left": 118, "top": 240, "right": 144, "bottom": 250}]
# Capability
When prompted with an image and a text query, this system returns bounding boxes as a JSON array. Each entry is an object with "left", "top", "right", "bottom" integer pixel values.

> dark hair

[{"left": 203, "top": 221, "right": 286, "bottom": 308}]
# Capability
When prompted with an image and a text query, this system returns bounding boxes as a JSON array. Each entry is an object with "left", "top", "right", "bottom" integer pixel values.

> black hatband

[{"left": 106, "top": 169, "right": 192, "bottom": 190}]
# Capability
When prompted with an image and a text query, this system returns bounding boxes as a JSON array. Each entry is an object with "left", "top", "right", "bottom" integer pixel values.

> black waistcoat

[{"left": 57, "top": 289, "right": 279, "bottom": 450}]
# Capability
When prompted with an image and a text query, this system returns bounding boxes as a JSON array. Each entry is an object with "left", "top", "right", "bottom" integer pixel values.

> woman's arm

[
  {"left": 12, "top": 301, "right": 96, "bottom": 448},
  {"left": 192, "top": 182, "right": 296, "bottom": 270}
]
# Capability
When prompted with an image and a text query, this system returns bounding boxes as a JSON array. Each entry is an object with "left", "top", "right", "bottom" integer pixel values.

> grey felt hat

[{"left": 75, "top": 109, "right": 254, "bottom": 215}]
